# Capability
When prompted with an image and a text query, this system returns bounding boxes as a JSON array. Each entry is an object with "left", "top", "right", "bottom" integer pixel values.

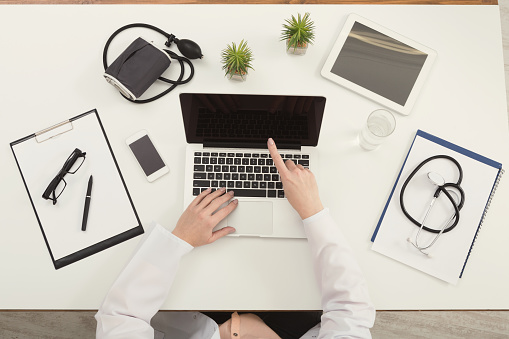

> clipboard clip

[{"left": 35, "top": 120, "right": 74, "bottom": 143}]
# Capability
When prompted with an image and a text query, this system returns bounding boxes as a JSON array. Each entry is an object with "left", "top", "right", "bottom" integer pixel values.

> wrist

[{"left": 299, "top": 202, "right": 324, "bottom": 220}]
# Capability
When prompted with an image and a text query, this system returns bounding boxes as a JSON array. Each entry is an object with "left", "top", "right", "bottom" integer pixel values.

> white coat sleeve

[
  {"left": 303, "top": 208, "right": 376, "bottom": 339},
  {"left": 95, "top": 223, "right": 193, "bottom": 339}
]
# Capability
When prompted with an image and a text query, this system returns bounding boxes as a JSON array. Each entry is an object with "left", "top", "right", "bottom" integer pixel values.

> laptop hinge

[{"left": 203, "top": 141, "right": 301, "bottom": 150}]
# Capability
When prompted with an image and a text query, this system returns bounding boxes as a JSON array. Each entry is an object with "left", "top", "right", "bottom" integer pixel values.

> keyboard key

[
  {"left": 219, "top": 153, "right": 226, "bottom": 157},
  {"left": 194, "top": 173, "right": 206, "bottom": 179},
  {"left": 252, "top": 182, "right": 259, "bottom": 188},
  {"left": 272, "top": 174, "right": 279, "bottom": 181},
  {"left": 219, "top": 181, "right": 226, "bottom": 187},
  {"left": 224, "top": 173, "right": 231, "bottom": 180},
  {"left": 256, "top": 174, "right": 263, "bottom": 181},
  {"left": 222, "top": 165, "right": 229, "bottom": 172},
  {"left": 268, "top": 190, "right": 276, "bottom": 198},
  {"left": 302, "top": 154, "right": 309, "bottom": 159},
  {"left": 227, "top": 181, "right": 235, "bottom": 188},
  {"left": 246, "top": 166, "right": 253, "bottom": 173},
  {"left": 193, "top": 180, "right": 210, "bottom": 187},
  {"left": 228, "top": 153, "right": 235, "bottom": 157},
  {"left": 244, "top": 153, "right": 251, "bottom": 157},
  {"left": 260, "top": 182, "right": 267, "bottom": 189},
  {"left": 211, "top": 152, "right": 218, "bottom": 157},
  {"left": 207, "top": 173, "right": 214, "bottom": 180},
  {"left": 262, "top": 167, "right": 269, "bottom": 173},
  {"left": 232, "top": 173, "right": 239, "bottom": 180},
  {"left": 254, "top": 166, "right": 261, "bottom": 173},
  {"left": 278, "top": 190, "right": 285, "bottom": 198},
  {"left": 261, "top": 154, "right": 268, "bottom": 158},
  {"left": 267, "top": 159, "right": 274, "bottom": 166},
  {"left": 298, "top": 160, "right": 309, "bottom": 166},
  {"left": 242, "top": 158, "right": 249, "bottom": 165},
  {"left": 214, "top": 165, "right": 221, "bottom": 172},
  {"left": 202, "top": 158, "right": 210, "bottom": 164},
  {"left": 211, "top": 181, "right": 218, "bottom": 187},
  {"left": 264, "top": 174, "right": 271, "bottom": 181},
  {"left": 193, "top": 188, "right": 200, "bottom": 196},
  {"left": 203, "top": 152, "right": 210, "bottom": 156},
  {"left": 194, "top": 157, "right": 201, "bottom": 164},
  {"left": 238, "top": 166, "right": 245, "bottom": 172},
  {"left": 218, "top": 158, "right": 226, "bottom": 164},
  {"left": 215, "top": 173, "right": 222, "bottom": 180},
  {"left": 227, "top": 189, "right": 266, "bottom": 197},
  {"left": 250, "top": 158, "right": 257, "bottom": 165},
  {"left": 285, "top": 154, "right": 293, "bottom": 159},
  {"left": 206, "top": 165, "right": 213, "bottom": 172},
  {"left": 230, "top": 165, "right": 237, "bottom": 172},
  {"left": 226, "top": 158, "right": 233, "bottom": 164},
  {"left": 268, "top": 182, "right": 275, "bottom": 189},
  {"left": 244, "top": 181, "right": 251, "bottom": 188},
  {"left": 210, "top": 158, "right": 218, "bottom": 164},
  {"left": 234, "top": 158, "right": 241, "bottom": 165},
  {"left": 248, "top": 174, "right": 255, "bottom": 181},
  {"left": 194, "top": 152, "right": 202, "bottom": 156},
  {"left": 258, "top": 159, "right": 265, "bottom": 165},
  {"left": 276, "top": 182, "right": 283, "bottom": 189},
  {"left": 294, "top": 154, "right": 301, "bottom": 159},
  {"left": 236, "top": 153, "right": 243, "bottom": 157},
  {"left": 252, "top": 154, "right": 259, "bottom": 158},
  {"left": 235, "top": 181, "right": 243, "bottom": 188},
  {"left": 270, "top": 167, "right": 277, "bottom": 173},
  {"left": 194, "top": 165, "right": 205, "bottom": 171},
  {"left": 240, "top": 174, "right": 247, "bottom": 180}
]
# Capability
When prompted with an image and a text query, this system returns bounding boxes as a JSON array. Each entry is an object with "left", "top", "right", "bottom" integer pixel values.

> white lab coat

[{"left": 95, "top": 208, "right": 376, "bottom": 339}]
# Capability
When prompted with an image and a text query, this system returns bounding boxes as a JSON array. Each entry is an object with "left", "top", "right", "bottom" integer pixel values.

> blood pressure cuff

[{"left": 104, "top": 37, "right": 171, "bottom": 100}]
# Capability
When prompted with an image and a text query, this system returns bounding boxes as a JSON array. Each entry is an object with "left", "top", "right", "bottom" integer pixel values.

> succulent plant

[
  {"left": 281, "top": 12, "right": 315, "bottom": 50},
  {"left": 221, "top": 39, "right": 254, "bottom": 79}
]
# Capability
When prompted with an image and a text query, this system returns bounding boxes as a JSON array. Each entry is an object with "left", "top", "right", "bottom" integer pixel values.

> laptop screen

[{"left": 180, "top": 93, "right": 326, "bottom": 147}]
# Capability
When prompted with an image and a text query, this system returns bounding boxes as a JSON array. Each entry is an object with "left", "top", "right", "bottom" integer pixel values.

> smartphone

[{"left": 126, "top": 130, "right": 169, "bottom": 182}]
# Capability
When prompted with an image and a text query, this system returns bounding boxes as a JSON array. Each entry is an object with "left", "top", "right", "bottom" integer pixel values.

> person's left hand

[{"left": 172, "top": 187, "right": 237, "bottom": 247}]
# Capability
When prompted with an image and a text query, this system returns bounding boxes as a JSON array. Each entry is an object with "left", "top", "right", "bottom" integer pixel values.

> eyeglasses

[{"left": 42, "top": 148, "right": 86, "bottom": 205}]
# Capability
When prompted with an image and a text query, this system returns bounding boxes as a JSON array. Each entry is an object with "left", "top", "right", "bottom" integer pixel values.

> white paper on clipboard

[{"left": 10, "top": 109, "right": 143, "bottom": 269}]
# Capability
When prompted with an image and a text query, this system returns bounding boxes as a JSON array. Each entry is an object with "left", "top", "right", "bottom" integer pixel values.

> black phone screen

[{"left": 128, "top": 135, "right": 165, "bottom": 176}]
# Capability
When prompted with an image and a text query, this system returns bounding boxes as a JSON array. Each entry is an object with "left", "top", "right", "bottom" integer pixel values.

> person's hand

[
  {"left": 172, "top": 187, "right": 237, "bottom": 247},
  {"left": 268, "top": 138, "right": 323, "bottom": 219}
]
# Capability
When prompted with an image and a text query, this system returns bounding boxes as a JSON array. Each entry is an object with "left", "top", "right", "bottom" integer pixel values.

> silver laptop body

[{"left": 181, "top": 93, "right": 326, "bottom": 238}]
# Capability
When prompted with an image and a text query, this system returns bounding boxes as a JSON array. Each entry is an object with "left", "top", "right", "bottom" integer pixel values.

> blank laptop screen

[{"left": 180, "top": 93, "right": 326, "bottom": 147}]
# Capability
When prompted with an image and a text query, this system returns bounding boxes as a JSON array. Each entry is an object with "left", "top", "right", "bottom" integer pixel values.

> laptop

[{"left": 181, "top": 93, "right": 326, "bottom": 238}]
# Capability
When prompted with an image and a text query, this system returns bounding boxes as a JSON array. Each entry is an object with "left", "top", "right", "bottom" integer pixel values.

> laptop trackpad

[{"left": 227, "top": 201, "right": 273, "bottom": 236}]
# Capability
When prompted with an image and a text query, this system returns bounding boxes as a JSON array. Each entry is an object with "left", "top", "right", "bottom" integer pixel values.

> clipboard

[{"left": 10, "top": 109, "right": 143, "bottom": 269}]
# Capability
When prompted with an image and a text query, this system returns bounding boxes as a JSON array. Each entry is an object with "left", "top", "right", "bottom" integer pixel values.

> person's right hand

[{"left": 267, "top": 138, "right": 324, "bottom": 219}]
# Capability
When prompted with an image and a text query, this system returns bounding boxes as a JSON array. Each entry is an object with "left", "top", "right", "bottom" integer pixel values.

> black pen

[{"left": 82, "top": 175, "right": 93, "bottom": 231}]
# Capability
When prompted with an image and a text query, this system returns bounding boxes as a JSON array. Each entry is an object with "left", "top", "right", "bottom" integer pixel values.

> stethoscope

[{"left": 400, "top": 155, "right": 465, "bottom": 256}]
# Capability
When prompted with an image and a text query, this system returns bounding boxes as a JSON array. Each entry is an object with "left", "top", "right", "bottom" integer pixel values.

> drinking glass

[{"left": 359, "top": 109, "right": 396, "bottom": 150}]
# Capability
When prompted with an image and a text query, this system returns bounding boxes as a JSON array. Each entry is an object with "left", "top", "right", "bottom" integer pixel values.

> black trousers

[{"left": 201, "top": 311, "right": 322, "bottom": 339}]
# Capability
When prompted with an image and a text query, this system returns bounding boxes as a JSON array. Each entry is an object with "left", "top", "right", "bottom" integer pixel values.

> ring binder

[{"left": 461, "top": 168, "right": 505, "bottom": 278}]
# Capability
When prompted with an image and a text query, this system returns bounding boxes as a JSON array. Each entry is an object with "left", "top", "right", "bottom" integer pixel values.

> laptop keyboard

[{"left": 192, "top": 151, "right": 310, "bottom": 198}]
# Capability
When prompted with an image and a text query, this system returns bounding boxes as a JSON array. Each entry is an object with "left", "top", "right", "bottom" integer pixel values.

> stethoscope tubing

[{"left": 400, "top": 155, "right": 465, "bottom": 234}]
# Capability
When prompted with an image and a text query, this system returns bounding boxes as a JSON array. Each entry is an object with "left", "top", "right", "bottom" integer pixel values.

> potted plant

[
  {"left": 221, "top": 39, "right": 254, "bottom": 81},
  {"left": 281, "top": 12, "right": 315, "bottom": 55}
]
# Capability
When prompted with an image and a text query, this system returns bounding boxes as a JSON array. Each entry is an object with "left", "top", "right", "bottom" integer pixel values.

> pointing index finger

[{"left": 267, "top": 138, "right": 288, "bottom": 175}]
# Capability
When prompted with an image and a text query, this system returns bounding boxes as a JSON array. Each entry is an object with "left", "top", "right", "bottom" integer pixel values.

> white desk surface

[{"left": 0, "top": 4, "right": 508, "bottom": 311}]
